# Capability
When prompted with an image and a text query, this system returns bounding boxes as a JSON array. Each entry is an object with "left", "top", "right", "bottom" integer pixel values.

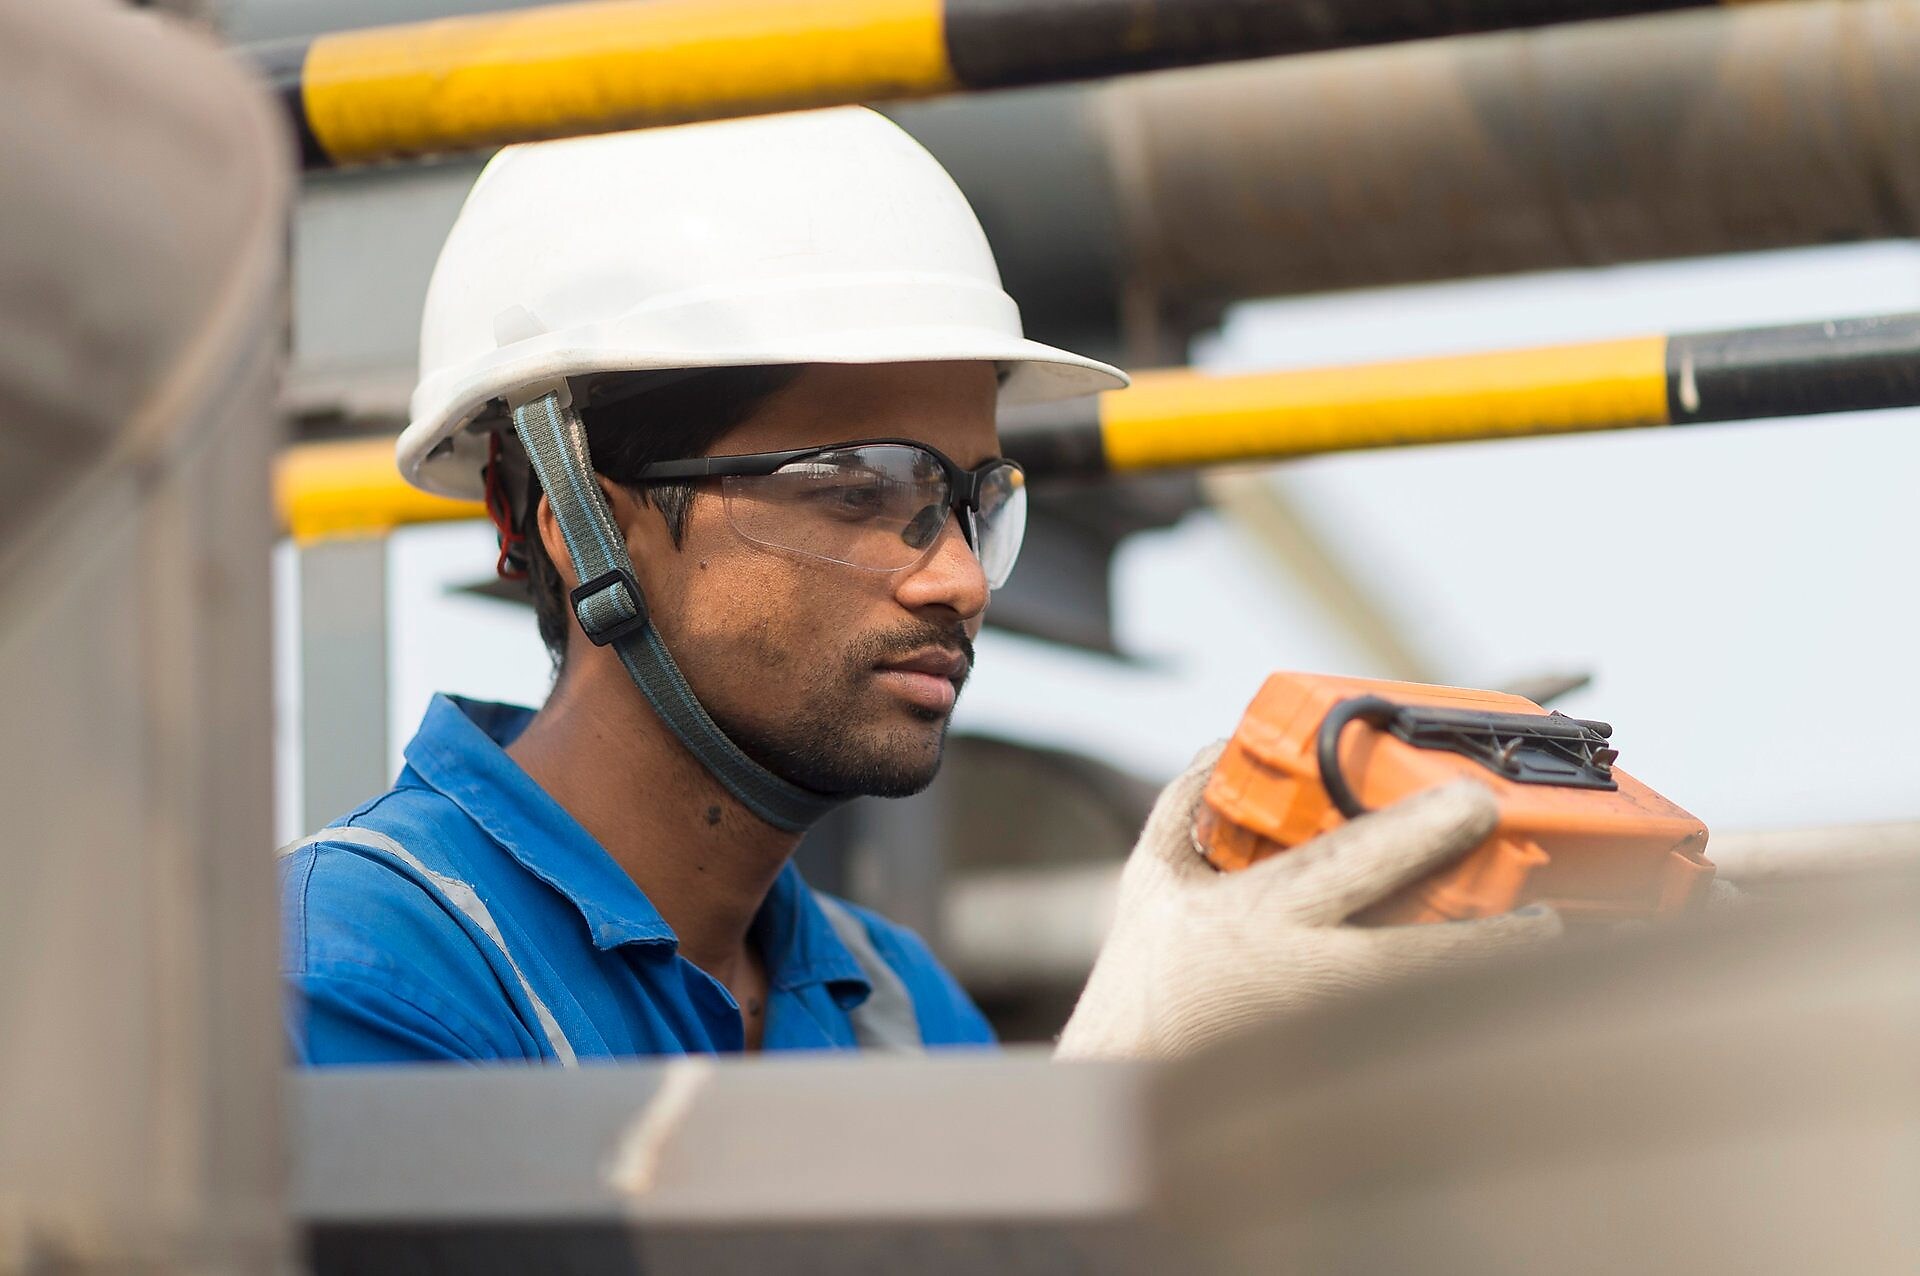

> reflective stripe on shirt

[
  {"left": 280, "top": 826, "right": 581, "bottom": 1066},
  {"left": 815, "top": 895, "right": 923, "bottom": 1052},
  {"left": 284, "top": 826, "right": 926, "bottom": 1056}
]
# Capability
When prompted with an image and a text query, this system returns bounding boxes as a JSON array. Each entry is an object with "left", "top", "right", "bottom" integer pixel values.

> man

[{"left": 282, "top": 108, "right": 1556, "bottom": 1065}]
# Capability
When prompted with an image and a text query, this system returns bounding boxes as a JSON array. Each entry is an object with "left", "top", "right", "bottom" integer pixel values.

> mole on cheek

[{"left": 705, "top": 805, "right": 721, "bottom": 826}]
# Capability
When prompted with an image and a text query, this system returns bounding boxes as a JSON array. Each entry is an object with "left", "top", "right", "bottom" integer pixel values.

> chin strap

[{"left": 510, "top": 386, "right": 846, "bottom": 832}]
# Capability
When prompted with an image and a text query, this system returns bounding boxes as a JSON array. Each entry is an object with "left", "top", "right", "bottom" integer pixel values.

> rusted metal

[{"left": 1102, "top": 0, "right": 1920, "bottom": 311}]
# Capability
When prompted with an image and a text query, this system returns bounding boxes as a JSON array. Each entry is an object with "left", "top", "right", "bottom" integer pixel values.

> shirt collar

[
  {"left": 404, "top": 695, "right": 873, "bottom": 1001},
  {"left": 754, "top": 861, "right": 870, "bottom": 999},
  {"left": 404, "top": 694, "right": 675, "bottom": 949}
]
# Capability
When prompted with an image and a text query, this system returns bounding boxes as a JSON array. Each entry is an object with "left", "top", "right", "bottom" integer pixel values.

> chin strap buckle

[{"left": 569, "top": 568, "right": 648, "bottom": 646}]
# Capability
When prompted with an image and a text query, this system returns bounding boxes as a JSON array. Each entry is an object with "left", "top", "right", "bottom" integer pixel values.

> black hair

[{"left": 516, "top": 366, "right": 804, "bottom": 668}]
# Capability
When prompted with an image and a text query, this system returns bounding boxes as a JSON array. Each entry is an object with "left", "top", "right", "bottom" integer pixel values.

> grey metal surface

[
  {"left": 286, "top": 158, "right": 486, "bottom": 427},
  {"left": 295, "top": 1051, "right": 1163, "bottom": 1273},
  {"left": 226, "top": 0, "right": 568, "bottom": 42},
  {"left": 298, "top": 537, "right": 392, "bottom": 831},
  {"left": 0, "top": 0, "right": 289, "bottom": 1268}
]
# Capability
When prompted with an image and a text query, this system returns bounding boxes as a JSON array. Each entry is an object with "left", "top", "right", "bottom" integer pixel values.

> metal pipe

[
  {"left": 278, "top": 435, "right": 481, "bottom": 540},
  {"left": 252, "top": 0, "right": 1745, "bottom": 169},
  {"left": 1005, "top": 310, "right": 1920, "bottom": 479},
  {"left": 276, "top": 309, "right": 1920, "bottom": 537},
  {"left": 1100, "top": 0, "right": 1920, "bottom": 306}
]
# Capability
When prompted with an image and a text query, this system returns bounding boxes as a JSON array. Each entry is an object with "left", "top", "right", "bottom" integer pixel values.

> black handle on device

[
  {"left": 1315, "top": 695, "right": 1402, "bottom": 820},
  {"left": 1316, "top": 693, "right": 1622, "bottom": 822}
]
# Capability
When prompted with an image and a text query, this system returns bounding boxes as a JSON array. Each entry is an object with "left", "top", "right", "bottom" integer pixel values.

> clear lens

[
  {"left": 972, "top": 463, "right": 1026, "bottom": 590},
  {"left": 721, "top": 444, "right": 951, "bottom": 573},
  {"left": 718, "top": 445, "right": 1027, "bottom": 590}
]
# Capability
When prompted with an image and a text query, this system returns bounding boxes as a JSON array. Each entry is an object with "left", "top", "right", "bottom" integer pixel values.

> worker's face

[{"left": 625, "top": 361, "right": 999, "bottom": 798}]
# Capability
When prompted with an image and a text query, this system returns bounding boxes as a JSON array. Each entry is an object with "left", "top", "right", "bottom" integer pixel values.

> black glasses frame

[{"left": 632, "top": 439, "right": 1023, "bottom": 527}]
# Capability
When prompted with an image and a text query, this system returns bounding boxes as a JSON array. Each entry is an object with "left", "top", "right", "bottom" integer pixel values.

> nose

[{"left": 893, "top": 507, "right": 989, "bottom": 621}]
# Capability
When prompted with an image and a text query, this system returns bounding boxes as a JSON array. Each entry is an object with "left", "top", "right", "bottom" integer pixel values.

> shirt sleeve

[
  {"left": 281, "top": 842, "right": 541, "bottom": 1066},
  {"left": 850, "top": 905, "right": 999, "bottom": 1048},
  {"left": 288, "top": 963, "right": 496, "bottom": 1065}
]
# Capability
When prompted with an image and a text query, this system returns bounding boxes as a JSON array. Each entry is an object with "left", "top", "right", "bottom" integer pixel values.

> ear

[{"left": 532, "top": 490, "right": 576, "bottom": 591}]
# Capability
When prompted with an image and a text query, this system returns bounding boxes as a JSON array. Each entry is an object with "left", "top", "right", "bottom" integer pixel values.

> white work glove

[{"left": 1056, "top": 745, "right": 1564, "bottom": 1060}]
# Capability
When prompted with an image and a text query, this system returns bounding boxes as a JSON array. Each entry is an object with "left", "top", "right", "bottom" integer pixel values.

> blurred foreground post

[
  {"left": 0, "top": 0, "right": 289, "bottom": 1269},
  {"left": 1151, "top": 869, "right": 1920, "bottom": 1273}
]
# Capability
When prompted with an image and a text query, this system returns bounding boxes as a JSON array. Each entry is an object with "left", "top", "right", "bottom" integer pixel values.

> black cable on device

[{"left": 1316, "top": 695, "right": 1401, "bottom": 820}]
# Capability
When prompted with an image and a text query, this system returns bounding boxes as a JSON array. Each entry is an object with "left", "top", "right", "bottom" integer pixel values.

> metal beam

[
  {"left": 251, "top": 0, "right": 1744, "bottom": 170},
  {"left": 298, "top": 538, "right": 393, "bottom": 832}
]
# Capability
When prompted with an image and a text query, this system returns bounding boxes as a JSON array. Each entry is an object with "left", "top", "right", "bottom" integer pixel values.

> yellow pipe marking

[
  {"left": 275, "top": 338, "right": 1676, "bottom": 537},
  {"left": 1100, "top": 336, "right": 1672, "bottom": 471},
  {"left": 278, "top": 437, "right": 484, "bottom": 543},
  {"left": 302, "top": 0, "right": 956, "bottom": 163}
]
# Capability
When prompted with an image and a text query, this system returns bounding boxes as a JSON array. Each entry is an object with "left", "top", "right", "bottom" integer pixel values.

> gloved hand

[{"left": 1056, "top": 745, "right": 1563, "bottom": 1060}]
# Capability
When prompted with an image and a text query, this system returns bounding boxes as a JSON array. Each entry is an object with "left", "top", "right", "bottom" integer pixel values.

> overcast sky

[{"left": 277, "top": 241, "right": 1920, "bottom": 842}]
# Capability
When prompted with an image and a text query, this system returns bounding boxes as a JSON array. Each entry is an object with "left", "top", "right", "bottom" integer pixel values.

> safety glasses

[{"left": 636, "top": 439, "right": 1027, "bottom": 590}]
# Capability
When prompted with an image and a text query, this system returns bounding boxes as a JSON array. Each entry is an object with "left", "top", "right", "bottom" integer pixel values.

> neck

[{"left": 505, "top": 650, "right": 801, "bottom": 978}]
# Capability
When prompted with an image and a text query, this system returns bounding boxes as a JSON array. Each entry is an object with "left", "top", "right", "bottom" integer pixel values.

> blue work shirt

[{"left": 281, "top": 693, "right": 995, "bottom": 1064}]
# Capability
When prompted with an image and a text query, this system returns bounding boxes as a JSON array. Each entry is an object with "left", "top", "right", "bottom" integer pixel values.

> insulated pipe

[
  {"left": 276, "top": 310, "right": 1920, "bottom": 536},
  {"left": 1099, "top": 0, "right": 1920, "bottom": 306},
  {"left": 254, "top": 0, "right": 1741, "bottom": 169}
]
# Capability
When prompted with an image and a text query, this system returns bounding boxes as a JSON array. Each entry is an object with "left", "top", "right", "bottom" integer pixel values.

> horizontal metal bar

[
  {"left": 250, "top": 0, "right": 1734, "bottom": 169},
  {"left": 1008, "top": 310, "right": 1920, "bottom": 479},
  {"left": 277, "top": 436, "right": 483, "bottom": 541},
  {"left": 276, "top": 310, "right": 1920, "bottom": 540}
]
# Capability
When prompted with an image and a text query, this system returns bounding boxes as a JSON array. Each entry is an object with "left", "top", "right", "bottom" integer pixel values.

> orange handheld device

[{"left": 1192, "top": 673, "right": 1714, "bottom": 925}]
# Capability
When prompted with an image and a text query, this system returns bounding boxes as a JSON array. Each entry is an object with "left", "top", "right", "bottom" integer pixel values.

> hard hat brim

[{"left": 400, "top": 331, "right": 1127, "bottom": 501}]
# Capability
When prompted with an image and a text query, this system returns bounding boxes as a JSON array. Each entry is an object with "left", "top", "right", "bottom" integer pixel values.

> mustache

[{"left": 851, "top": 621, "right": 975, "bottom": 681}]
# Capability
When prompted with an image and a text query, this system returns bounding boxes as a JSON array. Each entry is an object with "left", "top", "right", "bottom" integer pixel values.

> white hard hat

[{"left": 401, "top": 107, "right": 1128, "bottom": 499}]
